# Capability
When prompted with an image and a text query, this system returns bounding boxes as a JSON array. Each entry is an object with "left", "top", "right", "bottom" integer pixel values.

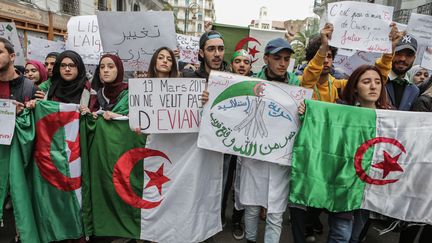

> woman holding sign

[
  {"left": 147, "top": 47, "right": 179, "bottom": 78},
  {"left": 86, "top": 54, "right": 128, "bottom": 119}
]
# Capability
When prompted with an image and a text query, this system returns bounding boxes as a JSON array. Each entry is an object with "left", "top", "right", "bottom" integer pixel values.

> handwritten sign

[
  {"left": 198, "top": 71, "right": 313, "bottom": 165},
  {"left": 407, "top": 13, "right": 432, "bottom": 45},
  {"left": 0, "top": 22, "right": 24, "bottom": 66},
  {"left": 177, "top": 34, "right": 199, "bottom": 64},
  {"left": 333, "top": 50, "right": 381, "bottom": 76},
  {"left": 66, "top": 15, "right": 103, "bottom": 65},
  {"left": 129, "top": 78, "right": 206, "bottom": 133},
  {"left": 421, "top": 47, "right": 432, "bottom": 70},
  {"left": 0, "top": 99, "right": 16, "bottom": 145},
  {"left": 97, "top": 11, "right": 177, "bottom": 71},
  {"left": 327, "top": 1, "right": 393, "bottom": 53},
  {"left": 27, "top": 36, "right": 65, "bottom": 62}
]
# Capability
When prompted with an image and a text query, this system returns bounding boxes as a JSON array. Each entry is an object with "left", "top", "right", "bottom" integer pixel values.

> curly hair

[{"left": 305, "top": 35, "right": 338, "bottom": 62}]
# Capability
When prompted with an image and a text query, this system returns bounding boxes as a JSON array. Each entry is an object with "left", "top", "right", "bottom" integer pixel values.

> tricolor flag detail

[{"left": 289, "top": 100, "right": 432, "bottom": 223}]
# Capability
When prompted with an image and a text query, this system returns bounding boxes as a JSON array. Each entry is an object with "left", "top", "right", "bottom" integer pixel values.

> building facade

[
  {"left": 313, "top": 0, "right": 432, "bottom": 24},
  {"left": 167, "top": 0, "right": 216, "bottom": 36}
]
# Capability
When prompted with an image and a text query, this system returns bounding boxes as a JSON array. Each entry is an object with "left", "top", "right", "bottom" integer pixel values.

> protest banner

[
  {"left": 27, "top": 36, "right": 65, "bottom": 62},
  {"left": 421, "top": 47, "right": 432, "bottom": 70},
  {"left": 327, "top": 1, "right": 393, "bottom": 53},
  {"left": 198, "top": 71, "right": 313, "bottom": 165},
  {"left": 129, "top": 78, "right": 206, "bottom": 133},
  {"left": 0, "top": 22, "right": 24, "bottom": 66},
  {"left": 177, "top": 34, "right": 199, "bottom": 64},
  {"left": 97, "top": 11, "right": 177, "bottom": 71},
  {"left": 0, "top": 99, "right": 16, "bottom": 145},
  {"left": 333, "top": 50, "right": 381, "bottom": 76},
  {"left": 66, "top": 15, "right": 103, "bottom": 65},
  {"left": 407, "top": 13, "right": 432, "bottom": 45}
]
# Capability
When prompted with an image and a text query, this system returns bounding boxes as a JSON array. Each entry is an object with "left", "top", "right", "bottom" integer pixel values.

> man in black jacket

[
  {"left": 182, "top": 30, "right": 228, "bottom": 80},
  {"left": 0, "top": 37, "right": 38, "bottom": 115}
]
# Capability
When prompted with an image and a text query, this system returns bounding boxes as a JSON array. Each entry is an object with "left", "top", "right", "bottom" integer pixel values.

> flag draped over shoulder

[
  {"left": 29, "top": 101, "right": 83, "bottom": 242},
  {"left": 0, "top": 109, "right": 41, "bottom": 242},
  {"left": 81, "top": 116, "right": 223, "bottom": 242},
  {"left": 290, "top": 100, "right": 432, "bottom": 223}
]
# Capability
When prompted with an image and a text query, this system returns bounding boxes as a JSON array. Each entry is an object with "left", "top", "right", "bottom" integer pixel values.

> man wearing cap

[
  {"left": 220, "top": 49, "right": 253, "bottom": 241},
  {"left": 182, "top": 30, "right": 228, "bottom": 80},
  {"left": 236, "top": 37, "right": 299, "bottom": 243},
  {"left": 386, "top": 34, "right": 419, "bottom": 110}
]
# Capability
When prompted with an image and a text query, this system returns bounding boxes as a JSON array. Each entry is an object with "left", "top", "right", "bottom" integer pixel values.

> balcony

[
  {"left": 393, "top": 9, "right": 412, "bottom": 24},
  {"left": 417, "top": 2, "right": 432, "bottom": 15}
]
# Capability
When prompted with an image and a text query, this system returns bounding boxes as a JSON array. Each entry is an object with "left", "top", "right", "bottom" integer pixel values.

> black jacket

[
  {"left": 9, "top": 72, "right": 39, "bottom": 103},
  {"left": 181, "top": 61, "right": 229, "bottom": 81},
  {"left": 411, "top": 95, "right": 432, "bottom": 112}
]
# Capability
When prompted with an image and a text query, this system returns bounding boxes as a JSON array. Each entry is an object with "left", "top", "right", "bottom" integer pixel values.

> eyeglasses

[
  {"left": 60, "top": 63, "right": 77, "bottom": 69},
  {"left": 205, "top": 46, "right": 225, "bottom": 53}
]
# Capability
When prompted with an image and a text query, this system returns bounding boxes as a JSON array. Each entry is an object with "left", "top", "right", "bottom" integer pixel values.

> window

[
  {"left": 98, "top": 0, "right": 108, "bottom": 11},
  {"left": 262, "top": 23, "right": 269, "bottom": 29},
  {"left": 198, "top": 13, "right": 203, "bottom": 20},
  {"left": 418, "top": 2, "right": 432, "bottom": 15},
  {"left": 393, "top": 9, "right": 412, "bottom": 24},
  {"left": 198, "top": 23, "right": 202, "bottom": 32},
  {"left": 174, "top": 0, "right": 178, "bottom": 5},
  {"left": 186, "top": 0, "right": 189, "bottom": 6},
  {"left": 133, "top": 3, "right": 140, "bottom": 11},
  {"left": 117, "top": 0, "right": 126, "bottom": 11},
  {"left": 60, "top": 0, "right": 80, "bottom": 16}
]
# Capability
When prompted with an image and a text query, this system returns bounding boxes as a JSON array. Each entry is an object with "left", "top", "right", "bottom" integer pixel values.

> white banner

[
  {"left": 177, "top": 34, "right": 199, "bottom": 64},
  {"left": 327, "top": 1, "right": 393, "bottom": 53},
  {"left": 66, "top": 15, "right": 103, "bottom": 65},
  {"left": 0, "top": 22, "right": 24, "bottom": 66},
  {"left": 198, "top": 71, "right": 313, "bottom": 165},
  {"left": 129, "top": 78, "right": 206, "bottom": 133},
  {"left": 0, "top": 99, "right": 16, "bottom": 145},
  {"left": 333, "top": 51, "right": 381, "bottom": 76},
  {"left": 27, "top": 36, "right": 65, "bottom": 62},
  {"left": 97, "top": 11, "right": 177, "bottom": 71},
  {"left": 407, "top": 13, "right": 432, "bottom": 45}
]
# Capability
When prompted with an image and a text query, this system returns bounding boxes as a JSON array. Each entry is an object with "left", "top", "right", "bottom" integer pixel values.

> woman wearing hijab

[
  {"left": 87, "top": 54, "right": 128, "bottom": 119},
  {"left": 46, "top": 50, "right": 91, "bottom": 105},
  {"left": 408, "top": 65, "right": 431, "bottom": 94},
  {"left": 24, "top": 60, "right": 48, "bottom": 85}
]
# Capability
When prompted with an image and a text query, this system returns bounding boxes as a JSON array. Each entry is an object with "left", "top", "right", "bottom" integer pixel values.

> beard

[
  {"left": 392, "top": 61, "right": 413, "bottom": 76},
  {"left": 205, "top": 57, "right": 222, "bottom": 71}
]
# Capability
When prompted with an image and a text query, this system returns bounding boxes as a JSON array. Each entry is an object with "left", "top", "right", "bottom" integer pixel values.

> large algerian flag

[
  {"left": 213, "top": 23, "right": 286, "bottom": 73},
  {"left": 30, "top": 101, "right": 83, "bottom": 242},
  {"left": 289, "top": 100, "right": 432, "bottom": 223},
  {"left": 0, "top": 109, "right": 41, "bottom": 242},
  {"left": 81, "top": 117, "right": 223, "bottom": 241}
]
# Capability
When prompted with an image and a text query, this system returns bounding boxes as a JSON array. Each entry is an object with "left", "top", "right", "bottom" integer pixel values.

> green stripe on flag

[
  {"left": 289, "top": 100, "right": 377, "bottom": 212},
  {"left": 81, "top": 116, "right": 146, "bottom": 239},
  {"left": 213, "top": 23, "right": 250, "bottom": 65}
]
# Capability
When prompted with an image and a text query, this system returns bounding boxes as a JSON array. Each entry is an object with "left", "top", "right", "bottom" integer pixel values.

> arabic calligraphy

[
  {"left": 268, "top": 102, "right": 292, "bottom": 121},
  {"left": 115, "top": 26, "right": 161, "bottom": 45},
  {"left": 217, "top": 97, "right": 251, "bottom": 112}
]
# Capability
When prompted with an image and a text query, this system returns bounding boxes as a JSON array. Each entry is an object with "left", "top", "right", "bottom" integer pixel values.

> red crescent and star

[
  {"left": 354, "top": 137, "right": 405, "bottom": 185},
  {"left": 113, "top": 148, "right": 172, "bottom": 209},
  {"left": 35, "top": 111, "right": 81, "bottom": 191},
  {"left": 235, "top": 36, "right": 261, "bottom": 63}
]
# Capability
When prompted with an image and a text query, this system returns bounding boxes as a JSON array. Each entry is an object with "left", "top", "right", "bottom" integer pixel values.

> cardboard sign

[{"left": 0, "top": 22, "right": 24, "bottom": 65}]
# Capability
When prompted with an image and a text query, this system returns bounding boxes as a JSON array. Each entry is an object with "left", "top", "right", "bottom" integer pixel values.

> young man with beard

[
  {"left": 0, "top": 37, "right": 38, "bottom": 115},
  {"left": 386, "top": 34, "right": 419, "bottom": 110},
  {"left": 182, "top": 30, "right": 228, "bottom": 80}
]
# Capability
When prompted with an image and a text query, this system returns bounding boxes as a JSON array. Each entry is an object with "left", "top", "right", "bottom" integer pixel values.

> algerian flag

[
  {"left": 290, "top": 100, "right": 432, "bottom": 223},
  {"left": 81, "top": 117, "right": 223, "bottom": 241},
  {"left": 213, "top": 23, "right": 286, "bottom": 73},
  {"left": 0, "top": 109, "right": 41, "bottom": 242},
  {"left": 30, "top": 101, "right": 83, "bottom": 242}
]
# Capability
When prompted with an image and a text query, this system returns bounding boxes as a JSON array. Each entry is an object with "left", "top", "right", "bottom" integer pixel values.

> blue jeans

[
  {"left": 350, "top": 210, "right": 369, "bottom": 243},
  {"left": 328, "top": 212, "right": 354, "bottom": 243},
  {"left": 244, "top": 205, "right": 283, "bottom": 243}
]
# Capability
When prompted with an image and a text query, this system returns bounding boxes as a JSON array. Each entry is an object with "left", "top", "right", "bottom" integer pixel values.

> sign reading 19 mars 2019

[{"left": 129, "top": 78, "right": 206, "bottom": 134}]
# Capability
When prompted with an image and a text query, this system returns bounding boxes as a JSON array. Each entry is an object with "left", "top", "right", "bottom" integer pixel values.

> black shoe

[{"left": 232, "top": 222, "right": 244, "bottom": 240}]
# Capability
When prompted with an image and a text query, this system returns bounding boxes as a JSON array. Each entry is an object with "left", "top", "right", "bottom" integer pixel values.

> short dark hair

[
  {"left": 147, "top": 47, "right": 179, "bottom": 78},
  {"left": 305, "top": 35, "right": 337, "bottom": 62},
  {"left": 0, "top": 37, "right": 15, "bottom": 54},
  {"left": 45, "top": 52, "right": 60, "bottom": 60}
]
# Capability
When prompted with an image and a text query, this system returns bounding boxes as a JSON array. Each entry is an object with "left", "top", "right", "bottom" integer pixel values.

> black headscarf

[{"left": 47, "top": 50, "right": 87, "bottom": 104}]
